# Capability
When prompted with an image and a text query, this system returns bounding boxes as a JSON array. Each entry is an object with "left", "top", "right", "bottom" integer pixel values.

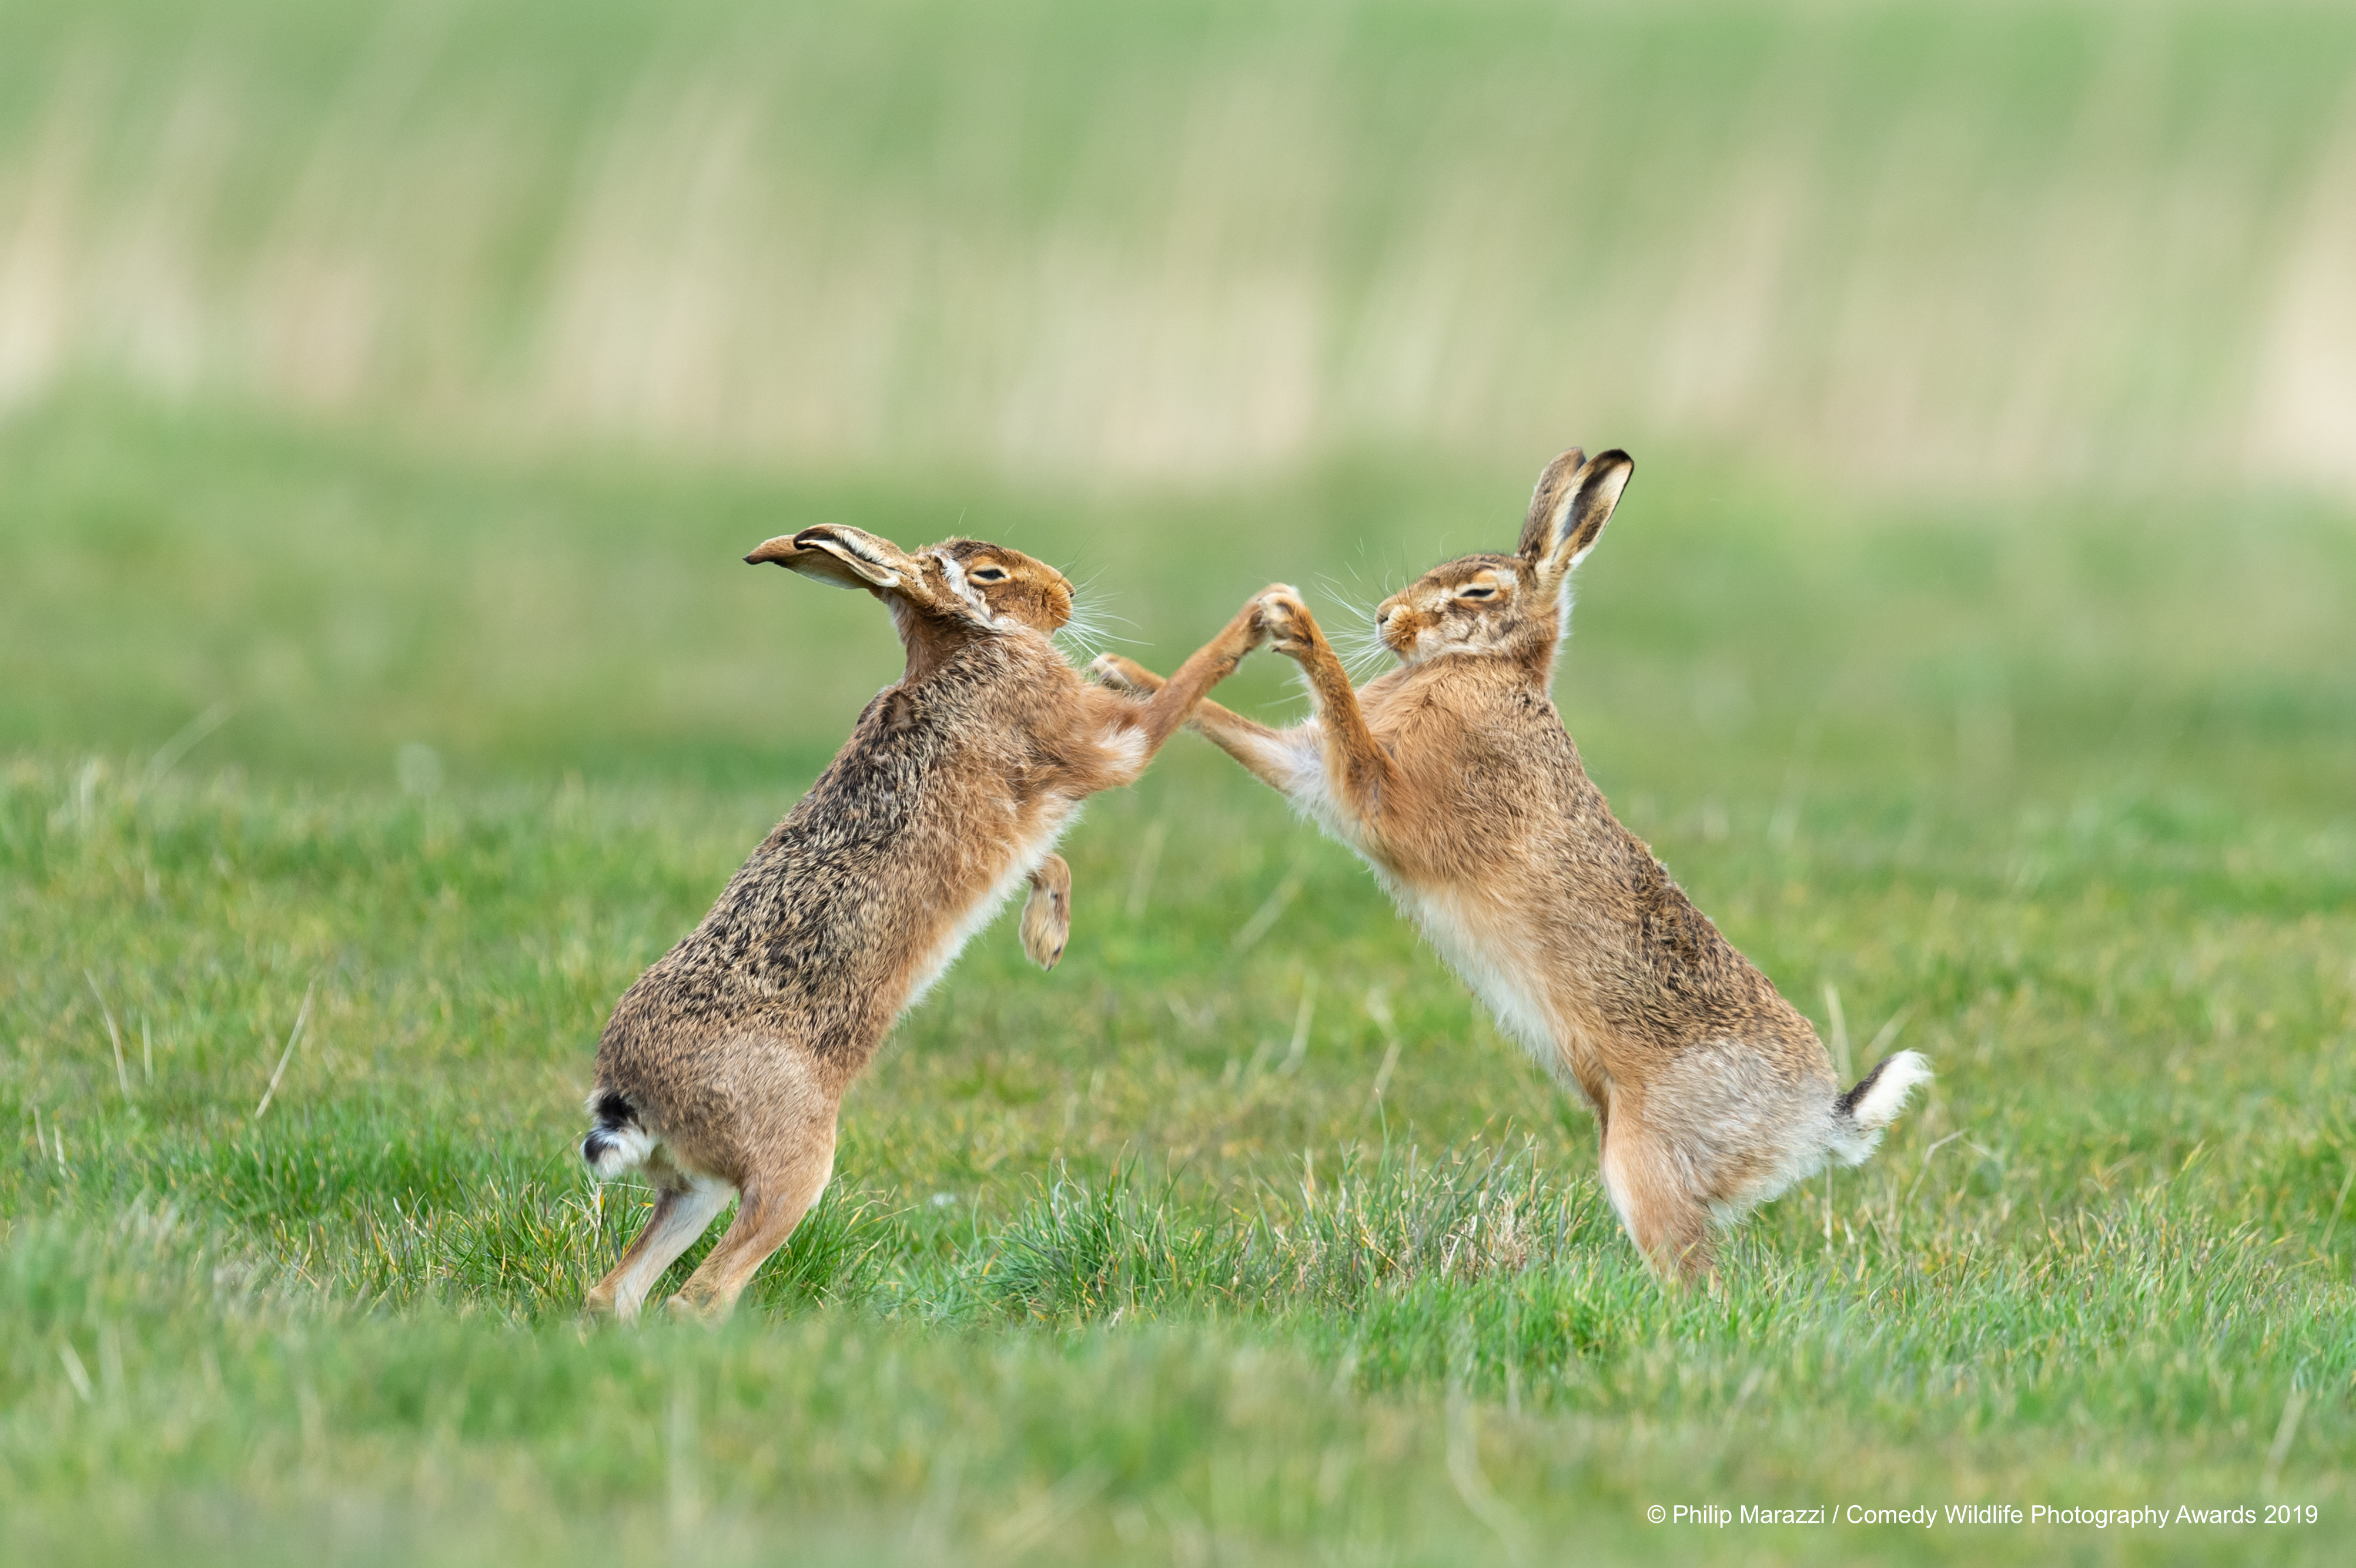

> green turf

[{"left": 4, "top": 392, "right": 2352, "bottom": 1564}]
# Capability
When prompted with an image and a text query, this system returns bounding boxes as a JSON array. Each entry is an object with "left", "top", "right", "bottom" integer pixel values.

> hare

[
  {"left": 1096, "top": 450, "right": 1929, "bottom": 1282},
  {"left": 581, "top": 524, "right": 1273, "bottom": 1321}
]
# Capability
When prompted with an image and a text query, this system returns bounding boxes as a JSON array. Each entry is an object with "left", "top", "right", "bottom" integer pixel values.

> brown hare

[
  {"left": 1097, "top": 450, "right": 1929, "bottom": 1282},
  {"left": 581, "top": 524, "right": 1276, "bottom": 1321}
]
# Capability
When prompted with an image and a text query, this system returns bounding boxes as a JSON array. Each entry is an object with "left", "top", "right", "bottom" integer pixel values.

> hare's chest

[{"left": 1387, "top": 880, "right": 1589, "bottom": 1093}]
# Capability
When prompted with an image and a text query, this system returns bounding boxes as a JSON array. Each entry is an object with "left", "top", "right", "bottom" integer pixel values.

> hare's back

[
  {"left": 608, "top": 682, "right": 984, "bottom": 1036},
  {"left": 1436, "top": 685, "right": 1807, "bottom": 1048},
  {"left": 712, "top": 684, "right": 1003, "bottom": 989}
]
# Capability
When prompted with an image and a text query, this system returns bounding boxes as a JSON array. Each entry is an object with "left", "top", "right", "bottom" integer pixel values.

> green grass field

[
  {"left": 5, "top": 0, "right": 2356, "bottom": 1562},
  {"left": 5, "top": 394, "right": 2352, "bottom": 1564}
]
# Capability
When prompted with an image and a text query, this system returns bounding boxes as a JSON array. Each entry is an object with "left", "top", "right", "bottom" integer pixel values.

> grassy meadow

[
  {"left": 5, "top": 395, "right": 2353, "bottom": 1564},
  {"left": 5, "top": 1, "right": 2356, "bottom": 1564}
]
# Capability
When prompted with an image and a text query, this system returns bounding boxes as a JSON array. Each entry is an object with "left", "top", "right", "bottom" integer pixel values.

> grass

[{"left": 3, "top": 392, "right": 2353, "bottom": 1564}]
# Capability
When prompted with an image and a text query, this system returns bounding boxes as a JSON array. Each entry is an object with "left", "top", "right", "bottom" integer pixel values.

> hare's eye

[
  {"left": 972, "top": 567, "right": 1009, "bottom": 583},
  {"left": 1459, "top": 585, "right": 1497, "bottom": 601}
]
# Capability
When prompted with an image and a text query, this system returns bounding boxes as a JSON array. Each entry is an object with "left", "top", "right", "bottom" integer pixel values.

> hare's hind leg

[
  {"left": 667, "top": 1117, "right": 839, "bottom": 1323},
  {"left": 585, "top": 1177, "right": 732, "bottom": 1322},
  {"left": 1598, "top": 1114, "right": 1715, "bottom": 1285}
]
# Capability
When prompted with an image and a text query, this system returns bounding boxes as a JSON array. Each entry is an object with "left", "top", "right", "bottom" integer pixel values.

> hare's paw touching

[
  {"left": 1089, "top": 653, "right": 1161, "bottom": 695},
  {"left": 1254, "top": 585, "right": 1313, "bottom": 655}
]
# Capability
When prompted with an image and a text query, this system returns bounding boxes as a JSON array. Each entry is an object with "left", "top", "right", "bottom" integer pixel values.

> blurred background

[
  {"left": 9, "top": 0, "right": 2356, "bottom": 485},
  {"left": 1, "top": 0, "right": 2352, "bottom": 800}
]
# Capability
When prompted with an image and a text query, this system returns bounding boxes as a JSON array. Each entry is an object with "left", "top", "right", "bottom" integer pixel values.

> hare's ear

[
  {"left": 745, "top": 525, "right": 915, "bottom": 592},
  {"left": 1524, "top": 449, "right": 1633, "bottom": 588},
  {"left": 1516, "top": 448, "right": 1587, "bottom": 559}
]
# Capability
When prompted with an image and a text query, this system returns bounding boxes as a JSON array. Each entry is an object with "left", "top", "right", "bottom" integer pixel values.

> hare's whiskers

[
  {"left": 1317, "top": 575, "right": 1394, "bottom": 679},
  {"left": 1053, "top": 602, "right": 1143, "bottom": 664}
]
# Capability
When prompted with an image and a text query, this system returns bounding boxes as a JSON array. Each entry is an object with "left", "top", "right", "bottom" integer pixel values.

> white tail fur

[
  {"left": 581, "top": 1092, "right": 657, "bottom": 1181},
  {"left": 1830, "top": 1050, "right": 1935, "bottom": 1164}
]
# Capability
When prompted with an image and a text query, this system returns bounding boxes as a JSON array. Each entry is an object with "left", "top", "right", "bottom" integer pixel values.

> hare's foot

[
  {"left": 583, "top": 1181, "right": 731, "bottom": 1323},
  {"left": 667, "top": 1131, "right": 838, "bottom": 1323},
  {"left": 1599, "top": 1120, "right": 1717, "bottom": 1287}
]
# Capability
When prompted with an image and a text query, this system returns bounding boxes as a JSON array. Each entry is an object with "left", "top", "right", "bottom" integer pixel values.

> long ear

[
  {"left": 1516, "top": 447, "right": 1586, "bottom": 559},
  {"left": 744, "top": 524, "right": 915, "bottom": 592},
  {"left": 1527, "top": 449, "right": 1633, "bottom": 588}
]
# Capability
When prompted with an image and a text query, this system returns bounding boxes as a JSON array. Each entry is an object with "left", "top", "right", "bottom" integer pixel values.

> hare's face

[
  {"left": 1374, "top": 554, "right": 1540, "bottom": 665},
  {"left": 929, "top": 540, "right": 1073, "bottom": 634},
  {"left": 1367, "top": 445, "right": 1636, "bottom": 672}
]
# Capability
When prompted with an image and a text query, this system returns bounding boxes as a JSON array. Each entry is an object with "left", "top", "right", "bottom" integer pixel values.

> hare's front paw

[
  {"left": 1020, "top": 864, "right": 1070, "bottom": 971},
  {"left": 1089, "top": 653, "right": 1157, "bottom": 694},
  {"left": 1254, "top": 585, "right": 1313, "bottom": 655}
]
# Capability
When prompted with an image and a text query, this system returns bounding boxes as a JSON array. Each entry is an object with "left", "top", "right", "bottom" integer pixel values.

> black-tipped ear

[
  {"left": 776, "top": 524, "right": 914, "bottom": 592},
  {"left": 744, "top": 532, "right": 868, "bottom": 590},
  {"left": 1517, "top": 448, "right": 1587, "bottom": 559},
  {"left": 1535, "top": 449, "right": 1632, "bottom": 583},
  {"left": 746, "top": 535, "right": 807, "bottom": 567}
]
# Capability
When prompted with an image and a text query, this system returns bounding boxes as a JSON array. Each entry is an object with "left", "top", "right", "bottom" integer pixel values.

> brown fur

[
  {"left": 581, "top": 524, "right": 1276, "bottom": 1321},
  {"left": 1096, "top": 450, "right": 1929, "bottom": 1283}
]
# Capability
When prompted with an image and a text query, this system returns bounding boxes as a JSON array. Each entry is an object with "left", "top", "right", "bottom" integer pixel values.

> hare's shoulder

[
  {"left": 787, "top": 685, "right": 962, "bottom": 825},
  {"left": 1376, "top": 668, "right": 1579, "bottom": 776}
]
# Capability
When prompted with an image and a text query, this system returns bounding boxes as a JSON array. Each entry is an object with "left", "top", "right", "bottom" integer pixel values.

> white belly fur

[
  {"left": 899, "top": 800, "right": 1080, "bottom": 1013},
  {"left": 1389, "top": 880, "right": 1578, "bottom": 1082},
  {"left": 1283, "top": 728, "right": 1593, "bottom": 1108}
]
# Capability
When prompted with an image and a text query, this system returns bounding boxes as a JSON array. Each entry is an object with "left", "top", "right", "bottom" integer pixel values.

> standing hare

[
  {"left": 581, "top": 524, "right": 1273, "bottom": 1321},
  {"left": 1097, "top": 450, "right": 1929, "bottom": 1281}
]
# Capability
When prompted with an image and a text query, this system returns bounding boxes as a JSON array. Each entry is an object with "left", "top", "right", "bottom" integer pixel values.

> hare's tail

[
  {"left": 1827, "top": 1051, "right": 1934, "bottom": 1167},
  {"left": 580, "top": 1089, "right": 656, "bottom": 1180}
]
